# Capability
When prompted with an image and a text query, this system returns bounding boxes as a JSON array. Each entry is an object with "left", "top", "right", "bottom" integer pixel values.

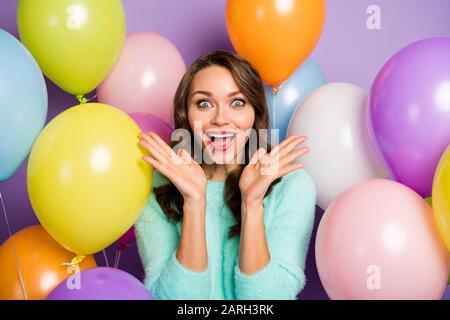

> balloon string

[
  {"left": 0, "top": 192, "right": 27, "bottom": 300},
  {"left": 114, "top": 249, "right": 122, "bottom": 269},
  {"left": 102, "top": 249, "right": 109, "bottom": 268},
  {"left": 75, "top": 94, "right": 97, "bottom": 105},
  {"left": 272, "top": 88, "right": 277, "bottom": 139},
  {"left": 272, "top": 82, "right": 285, "bottom": 144},
  {"left": 87, "top": 94, "right": 97, "bottom": 102},
  {"left": 114, "top": 242, "right": 127, "bottom": 268},
  {"left": 114, "top": 249, "right": 118, "bottom": 268}
]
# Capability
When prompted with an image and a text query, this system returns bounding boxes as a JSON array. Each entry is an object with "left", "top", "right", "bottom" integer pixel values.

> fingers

[
  {"left": 269, "top": 134, "right": 308, "bottom": 164},
  {"left": 139, "top": 133, "right": 168, "bottom": 158},
  {"left": 259, "top": 135, "right": 309, "bottom": 178},
  {"left": 274, "top": 142, "right": 309, "bottom": 178},
  {"left": 141, "top": 155, "right": 171, "bottom": 177},
  {"left": 278, "top": 135, "right": 308, "bottom": 158},
  {"left": 278, "top": 162, "right": 305, "bottom": 177},
  {"left": 139, "top": 138, "right": 170, "bottom": 166},
  {"left": 140, "top": 132, "right": 193, "bottom": 169},
  {"left": 178, "top": 148, "right": 193, "bottom": 164},
  {"left": 279, "top": 146, "right": 310, "bottom": 167},
  {"left": 268, "top": 134, "right": 300, "bottom": 156},
  {"left": 249, "top": 148, "right": 267, "bottom": 165},
  {"left": 262, "top": 134, "right": 306, "bottom": 163},
  {"left": 147, "top": 131, "right": 178, "bottom": 159},
  {"left": 139, "top": 132, "right": 178, "bottom": 161}
]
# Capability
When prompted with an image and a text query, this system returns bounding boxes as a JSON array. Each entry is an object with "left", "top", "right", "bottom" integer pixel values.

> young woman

[{"left": 135, "top": 51, "right": 316, "bottom": 300}]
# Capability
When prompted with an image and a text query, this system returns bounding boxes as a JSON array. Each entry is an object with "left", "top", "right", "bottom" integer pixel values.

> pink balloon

[
  {"left": 316, "top": 179, "right": 449, "bottom": 300},
  {"left": 97, "top": 32, "right": 186, "bottom": 125},
  {"left": 129, "top": 112, "right": 173, "bottom": 143}
]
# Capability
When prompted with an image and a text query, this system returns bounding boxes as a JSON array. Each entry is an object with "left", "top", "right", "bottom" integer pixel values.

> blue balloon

[
  {"left": 265, "top": 59, "right": 326, "bottom": 141},
  {"left": 0, "top": 29, "right": 47, "bottom": 182}
]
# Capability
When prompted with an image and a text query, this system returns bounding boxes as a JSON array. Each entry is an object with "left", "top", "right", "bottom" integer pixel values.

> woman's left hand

[{"left": 239, "top": 135, "right": 310, "bottom": 204}]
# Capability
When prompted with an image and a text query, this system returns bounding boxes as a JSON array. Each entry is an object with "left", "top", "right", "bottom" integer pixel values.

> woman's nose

[{"left": 211, "top": 106, "right": 230, "bottom": 125}]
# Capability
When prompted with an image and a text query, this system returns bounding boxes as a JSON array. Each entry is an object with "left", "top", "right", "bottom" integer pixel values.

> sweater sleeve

[
  {"left": 135, "top": 172, "right": 212, "bottom": 300},
  {"left": 233, "top": 169, "right": 317, "bottom": 300}
]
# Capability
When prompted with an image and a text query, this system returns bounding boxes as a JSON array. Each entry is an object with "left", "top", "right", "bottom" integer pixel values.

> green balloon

[{"left": 17, "top": 0, "right": 126, "bottom": 96}]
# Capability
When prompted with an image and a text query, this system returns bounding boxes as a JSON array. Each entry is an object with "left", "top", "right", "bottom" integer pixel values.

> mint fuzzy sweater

[{"left": 135, "top": 169, "right": 316, "bottom": 300}]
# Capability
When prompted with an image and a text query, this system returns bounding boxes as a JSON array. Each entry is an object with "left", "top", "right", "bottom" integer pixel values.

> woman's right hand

[{"left": 139, "top": 131, "right": 207, "bottom": 202}]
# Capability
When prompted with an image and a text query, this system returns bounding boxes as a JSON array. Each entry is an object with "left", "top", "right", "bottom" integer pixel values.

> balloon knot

[
  {"left": 62, "top": 254, "right": 86, "bottom": 269},
  {"left": 272, "top": 82, "right": 286, "bottom": 95},
  {"left": 117, "top": 242, "right": 127, "bottom": 252},
  {"left": 75, "top": 94, "right": 88, "bottom": 104}
]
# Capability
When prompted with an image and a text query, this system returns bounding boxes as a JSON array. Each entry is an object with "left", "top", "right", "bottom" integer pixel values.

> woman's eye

[
  {"left": 197, "top": 100, "right": 212, "bottom": 109},
  {"left": 231, "top": 99, "right": 246, "bottom": 107}
]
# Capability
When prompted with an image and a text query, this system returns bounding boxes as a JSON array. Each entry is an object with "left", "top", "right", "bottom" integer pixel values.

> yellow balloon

[
  {"left": 425, "top": 196, "right": 432, "bottom": 207},
  {"left": 17, "top": 0, "right": 126, "bottom": 96},
  {"left": 432, "top": 145, "right": 450, "bottom": 251},
  {"left": 27, "top": 103, "right": 152, "bottom": 255}
]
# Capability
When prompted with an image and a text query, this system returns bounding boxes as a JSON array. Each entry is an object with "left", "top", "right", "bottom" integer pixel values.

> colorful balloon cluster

[
  {"left": 313, "top": 39, "right": 450, "bottom": 299},
  {"left": 225, "top": 0, "right": 450, "bottom": 300},
  {"left": 0, "top": 0, "right": 184, "bottom": 299}
]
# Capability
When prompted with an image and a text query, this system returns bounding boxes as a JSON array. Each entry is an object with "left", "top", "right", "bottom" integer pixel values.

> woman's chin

[{"left": 207, "top": 149, "right": 237, "bottom": 165}]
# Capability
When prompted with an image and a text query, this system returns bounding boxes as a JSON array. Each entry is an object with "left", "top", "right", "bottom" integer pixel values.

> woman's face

[{"left": 188, "top": 66, "right": 255, "bottom": 165}]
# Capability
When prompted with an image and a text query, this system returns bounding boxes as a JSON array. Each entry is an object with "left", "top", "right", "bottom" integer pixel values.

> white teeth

[{"left": 206, "top": 133, "right": 236, "bottom": 139}]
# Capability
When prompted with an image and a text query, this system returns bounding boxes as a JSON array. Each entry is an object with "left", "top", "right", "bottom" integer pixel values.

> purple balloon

[
  {"left": 46, "top": 267, "right": 153, "bottom": 300},
  {"left": 369, "top": 37, "right": 450, "bottom": 197},
  {"left": 443, "top": 286, "right": 450, "bottom": 300},
  {"left": 129, "top": 112, "right": 173, "bottom": 143}
]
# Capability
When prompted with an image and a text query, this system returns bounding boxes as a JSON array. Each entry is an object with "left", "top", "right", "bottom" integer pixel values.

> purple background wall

[{"left": 1, "top": 0, "right": 450, "bottom": 300}]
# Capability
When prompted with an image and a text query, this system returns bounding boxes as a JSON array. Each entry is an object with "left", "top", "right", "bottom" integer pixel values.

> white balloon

[{"left": 287, "top": 82, "right": 387, "bottom": 209}]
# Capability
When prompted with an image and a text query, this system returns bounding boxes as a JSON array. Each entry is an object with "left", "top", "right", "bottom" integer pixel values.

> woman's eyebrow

[
  {"left": 228, "top": 91, "right": 242, "bottom": 97},
  {"left": 192, "top": 90, "right": 212, "bottom": 97},
  {"left": 191, "top": 90, "right": 243, "bottom": 97}
]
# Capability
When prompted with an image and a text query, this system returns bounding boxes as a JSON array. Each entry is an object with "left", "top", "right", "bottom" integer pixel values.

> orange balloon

[
  {"left": 226, "top": 0, "right": 326, "bottom": 87},
  {"left": 0, "top": 225, "right": 96, "bottom": 300}
]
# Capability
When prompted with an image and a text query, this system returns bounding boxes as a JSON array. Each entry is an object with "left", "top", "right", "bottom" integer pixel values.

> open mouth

[{"left": 205, "top": 132, "right": 237, "bottom": 152}]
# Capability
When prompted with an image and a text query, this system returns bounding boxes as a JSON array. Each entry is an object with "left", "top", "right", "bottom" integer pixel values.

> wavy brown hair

[{"left": 154, "top": 50, "right": 281, "bottom": 238}]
